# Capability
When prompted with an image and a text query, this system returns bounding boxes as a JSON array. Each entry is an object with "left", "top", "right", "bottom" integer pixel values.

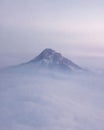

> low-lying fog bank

[{"left": 0, "top": 68, "right": 104, "bottom": 130}]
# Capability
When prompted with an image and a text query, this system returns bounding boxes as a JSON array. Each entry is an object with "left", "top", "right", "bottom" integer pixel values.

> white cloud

[{"left": 0, "top": 68, "right": 104, "bottom": 130}]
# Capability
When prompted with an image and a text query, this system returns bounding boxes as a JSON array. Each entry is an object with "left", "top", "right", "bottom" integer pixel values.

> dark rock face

[{"left": 29, "top": 48, "right": 82, "bottom": 71}]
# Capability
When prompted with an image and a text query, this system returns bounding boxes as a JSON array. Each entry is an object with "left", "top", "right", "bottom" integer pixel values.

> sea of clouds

[{"left": 0, "top": 62, "right": 104, "bottom": 130}]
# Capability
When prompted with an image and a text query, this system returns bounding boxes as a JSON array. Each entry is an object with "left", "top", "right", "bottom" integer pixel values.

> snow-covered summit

[
  {"left": 1, "top": 48, "right": 83, "bottom": 74},
  {"left": 29, "top": 48, "right": 82, "bottom": 71}
]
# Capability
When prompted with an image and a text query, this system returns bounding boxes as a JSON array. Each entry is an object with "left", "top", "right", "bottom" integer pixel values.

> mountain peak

[
  {"left": 39, "top": 48, "right": 56, "bottom": 58},
  {"left": 29, "top": 48, "right": 82, "bottom": 72},
  {"left": 42, "top": 48, "right": 55, "bottom": 53}
]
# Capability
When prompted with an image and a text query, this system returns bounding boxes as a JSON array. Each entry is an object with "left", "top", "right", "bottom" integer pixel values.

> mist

[
  {"left": 0, "top": 65, "right": 104, "bottom": 130},
  {"left": 0, "top": 0, "right": 104, "bottom": 129}
]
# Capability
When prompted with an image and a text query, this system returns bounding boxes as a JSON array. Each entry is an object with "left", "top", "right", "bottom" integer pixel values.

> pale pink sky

[{"left": 0, "top": 0, "right": 104, "bottom": 68}]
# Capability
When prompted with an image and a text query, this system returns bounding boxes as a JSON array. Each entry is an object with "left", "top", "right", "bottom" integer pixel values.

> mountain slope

[
  {"left": 2, "top": 48, "right": 83, "bottom": 75},
  {"left": 26, "top": 48, "right": 82, "bottom": 72}
]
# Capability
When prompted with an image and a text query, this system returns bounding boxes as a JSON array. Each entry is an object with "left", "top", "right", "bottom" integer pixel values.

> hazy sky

[{"left": 0, "top": 0, "right": 104, "bottom": 68}]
